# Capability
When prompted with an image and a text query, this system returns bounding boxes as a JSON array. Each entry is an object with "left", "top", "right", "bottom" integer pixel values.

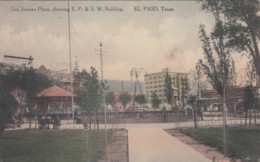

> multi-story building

[
  {"left": 36, "top": 65, "right": 72, "bottom": 91},
  {"left": 144, "top": 68, "right": 188, "bottom": 110}
]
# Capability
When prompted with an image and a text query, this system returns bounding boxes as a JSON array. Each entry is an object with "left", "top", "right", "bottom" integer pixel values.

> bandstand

[{"left": 37, "top": 85, "right": 74, "bottom": 119}]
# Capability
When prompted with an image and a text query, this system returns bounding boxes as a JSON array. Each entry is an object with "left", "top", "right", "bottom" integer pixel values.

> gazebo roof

[{"left": 37, "top": 85, "right": 73, "bottom": 97}]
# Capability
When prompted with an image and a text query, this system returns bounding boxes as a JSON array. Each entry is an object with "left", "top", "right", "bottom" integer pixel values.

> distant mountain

[{"left": 106, "top": 80, "right": 144, "bottom": 94}]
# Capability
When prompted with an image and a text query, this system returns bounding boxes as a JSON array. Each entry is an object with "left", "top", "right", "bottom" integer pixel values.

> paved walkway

[{"left": 123, "top": 124, "right": 211, "bottom": 162}]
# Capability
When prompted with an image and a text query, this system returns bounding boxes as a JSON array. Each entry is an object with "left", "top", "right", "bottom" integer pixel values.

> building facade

[
  {"left": 144, "top": 68, "right": 188, "bottom": 110},
  {"left": 199, "top": 86, "right": 260, "bottom": 113},
  {"left": 36, "top": 65, "right": 72, "bottom": 91}
]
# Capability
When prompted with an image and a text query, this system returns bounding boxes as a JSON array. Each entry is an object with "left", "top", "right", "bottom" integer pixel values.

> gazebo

[{"left": 37, "top": 85, "right": 74, "bottom": 119}]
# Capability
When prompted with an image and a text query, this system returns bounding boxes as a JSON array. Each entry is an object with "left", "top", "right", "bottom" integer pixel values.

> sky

[{"left": 0, "top": 1, "right": 248, "bottom": 82}]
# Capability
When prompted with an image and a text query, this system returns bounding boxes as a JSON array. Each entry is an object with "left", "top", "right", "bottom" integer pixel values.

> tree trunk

[
  {"left": 254, "top": 55, "right": 260, "bottom": 79},
  {"left": 249, "top": 109, "right": 252, "bottom": 126},
  {"left": 29, "top": 115, "right": 32, "bottom": 129},
  {"left": 250, "top": 28, "right": 260, "bottom": 78},
  {"left": 245, "top": 110, "right": 248, "bottom": 127},
  {"left": 257, "top": 110, "right": 259, "bottom": 125},
  {"left": 193, "top": 106, "right": 198, "bottom": 129},
  {"left": 89, "top": 114, "right": 92, "bottom": 130},
  {"left": 233, "top": 103, "right": 237, "bottom": 117},
  {"left": 223, "top": 86, "right": 227, "bottom": 157},
  {"left": 96, "top": 110, "right": 99, "bottom": 130},
  {"left": 223, "top": 103, "right": 227, "bottom": 149},
  {"left": 0, "top": 122, "right": 4, "bottom": 137}
]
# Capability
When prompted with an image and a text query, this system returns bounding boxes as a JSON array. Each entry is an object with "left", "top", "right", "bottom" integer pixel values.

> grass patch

[
  {"left": 0, "top": 129, "right": 107, "bottom": 162},
  {"left": 180, "top": 127, "right": 260, "bottom": 161}
]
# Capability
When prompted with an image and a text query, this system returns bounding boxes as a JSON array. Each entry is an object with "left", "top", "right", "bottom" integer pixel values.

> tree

[
  {"left": 23, "top": 69, "right": 53, "bottom": 128},
  {"left": 199, "top": 1, "right": 237, "bottom": 155},
  {"left": 0, "top": 68, "right": 52, "bottom": 132},
  {"left": 201, "top": 0, "right": 260, "bottom": 79},
  {"left": 187, "top": 94, "right": 198, "bottom": 128},
  {"left": 151, "top": 92, "right": 161, "bottom": 109},
  {"left": 0, "top": 90, "right": 18, "bottom": 136},
  {"left": 243, "top": 60, "right": 259, "bottom": 125},
  {"left": 188, "top": 67, "right": 209, "bottom": 99},
  {"left": 187, "top": 95, "right": 197, "bottom": 106},
  {"left": 165, "top": 70, "right": 174, "bottom": 107},
  {"left": 78, "top": 67, "right": 102, "bottom": 130},
  {"left": 243, "top": 85, "right": 256, "bottom": 126},
  {"left": 226, "top": 60, "right": 239, "bottom": 115},
  {"left": 74, "top": 69, "right": 88, "bottom": 84},
  {"left": 199, "top": 22, "right": 234, "bottom": 111},
  {"left": 73, "top": 60, "right": 80, "bottom": 77},
  {"left": 105, "top": 91, "right": 115, "bottom": 107},
  {"left": 73, "top": 68, "right": 88, "bottom": 97},
  {"left": 135, "top": 94, "right": 147, "bottom": 107},
  {"left": 245, "top": 59, "right": 258, "bottom": 86},
  {"left": 188, "top": 64, "right": 209, "bottom": 129},
  {"left": 119, "top": 92, "right": 131, "bottom": 110}
]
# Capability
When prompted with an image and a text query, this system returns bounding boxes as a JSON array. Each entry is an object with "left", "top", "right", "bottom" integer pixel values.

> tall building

[{"left": 144, "top": 68, "right": 188, "bottom": 109}]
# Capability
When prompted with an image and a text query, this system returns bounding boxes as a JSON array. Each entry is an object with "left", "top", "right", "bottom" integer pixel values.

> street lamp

[
  {"left": 67, "top": 0, "right": 74, "bottom": 123},
  {"left": 130, "top": 68, "right": 147, "bottom": 108},
  {"left": 96, "top": 42, "right": 107, "bottom": 160}
]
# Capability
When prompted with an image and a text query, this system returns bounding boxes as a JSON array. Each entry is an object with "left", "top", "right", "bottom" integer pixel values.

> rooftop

[{"left": 37, "top": 85, "right": 74, "bottom": 97}]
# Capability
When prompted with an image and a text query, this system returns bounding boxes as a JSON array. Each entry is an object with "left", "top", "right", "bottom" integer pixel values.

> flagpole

[{"left": 67, "top": 0, "right": 74, "bottom": 122}]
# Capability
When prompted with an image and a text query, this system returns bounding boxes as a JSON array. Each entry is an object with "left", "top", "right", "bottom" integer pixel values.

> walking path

[{"left": 123, "top": 124, "right": 211, "bottom": 162}]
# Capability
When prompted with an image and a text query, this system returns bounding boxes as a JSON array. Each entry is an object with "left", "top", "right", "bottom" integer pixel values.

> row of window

[
  {"left": 145, "top": 79, "right": 188, "bottom": 85},
  {"left": 145, "top": 74, "right": 188, "bottom": 81},
  {"left": 146, "top": 84, "right": 188, "bottom": 89}
]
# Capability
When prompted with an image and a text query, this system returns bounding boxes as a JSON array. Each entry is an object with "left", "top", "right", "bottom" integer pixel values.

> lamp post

[
  {"left": 130, "top": 68, "right": 147, "bottom": 108},
  {"left": 96, "top": 42, "right": 107, "bottom": 160},
  {"left": 130, "top": 68, "right": 138, "bottom": 108},
  {"left": 67, "top": 0, "right": 74, "bottom": 122}
]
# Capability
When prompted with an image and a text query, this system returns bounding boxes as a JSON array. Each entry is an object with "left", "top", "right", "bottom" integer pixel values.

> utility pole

[
  {"left": 99, "top": 42, "right": 104, "bottom": 85},
  {"left": 96, "top": 42, "right": 107, "bottom": 160},
  {"left": 67, "top": 0, "right": 74, "bottom": 122}
]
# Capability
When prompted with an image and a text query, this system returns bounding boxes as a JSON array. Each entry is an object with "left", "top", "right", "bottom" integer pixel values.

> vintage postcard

[{"left": 0, "top": 0, "right": 259, "bottom": 162}]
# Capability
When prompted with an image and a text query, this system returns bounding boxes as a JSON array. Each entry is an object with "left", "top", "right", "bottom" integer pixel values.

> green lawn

[
  {"left": 0, "top": 129, "right": 107, "bottom": 162},
  {"left": 180, "top": 126, "right": 260, "bottom": 161}
]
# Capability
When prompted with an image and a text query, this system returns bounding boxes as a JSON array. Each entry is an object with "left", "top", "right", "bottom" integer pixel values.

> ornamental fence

[{"left": 5, "top": 111, "right": 260, "bottom": 130}]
